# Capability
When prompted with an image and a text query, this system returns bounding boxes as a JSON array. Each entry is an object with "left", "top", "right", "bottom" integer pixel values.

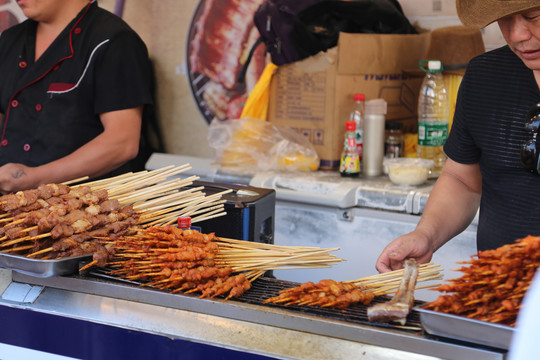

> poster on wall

[
  {"left": 187, "top": 0, "right": 267, "bottom": 124},
  {"left": 0, "top": 0, "right": 25, "bottom": 33}
]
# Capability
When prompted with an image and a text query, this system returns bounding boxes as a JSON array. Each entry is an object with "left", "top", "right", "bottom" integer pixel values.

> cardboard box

[{"left": 268, "top": 32, "right": 430, "bottom": 169}]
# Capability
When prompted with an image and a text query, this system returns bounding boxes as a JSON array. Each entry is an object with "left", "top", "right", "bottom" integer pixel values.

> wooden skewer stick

[
  {"left": 0, "top": 232, "right": 51, "bottom": 248},
  {"left": 190, "top": 211, "right": 227, "bottom": 224},
  {"left": 90, "top": 166, "right": 173, "bottom": 191},
  {"left": 111, "top": 172, "right": 198, "bottom": 200},
  {"left": 79, "top": 260, "right": 98, "bottom": 272},
  {"left": 61, "top": 176, "right": 90, "bottom": 186},
  {"left": 142, "top": 198, "right": 227, "bottom": 226},
  {"left": 113, "top": 164, "right": 191, "bottom": 191},
  {"left": 135, "top": 190, "right": 206, "bottom": 213},
  {"left": 2, "top": 218, "right": 26, "bottom": 227},
  {"left": 133, "top": 188, "right": 205, "bottom": 212},
  {"left": 113, "top": 176, "right": 199, "bottom": 203},
  {"left": 137, "top": 198, "right": 224, "bottom": 223},
  {"left": 2, "top": 244, "right": 35, "bottom": 253},
  {"left": 27, "top": 246, "right": 53, "bottom": 258},
  {"left": 80, "top": 171, "right": 140, "bottom": 191}
]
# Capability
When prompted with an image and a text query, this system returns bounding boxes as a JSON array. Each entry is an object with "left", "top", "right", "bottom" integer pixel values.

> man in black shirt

[
  {"left": 0, "top": 0, "right": 152, "bottom": 193},
  {"left": 377, "top": 0, "right": 540, "bottom": 272}
]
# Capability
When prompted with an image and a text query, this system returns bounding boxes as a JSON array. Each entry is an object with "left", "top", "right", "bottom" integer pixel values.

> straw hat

[
  {"left": 403, "top": 26, "right": 486, "bottom": 77},
  {"left": 457, "top": 0, "right": 540, "bottom": 28}
]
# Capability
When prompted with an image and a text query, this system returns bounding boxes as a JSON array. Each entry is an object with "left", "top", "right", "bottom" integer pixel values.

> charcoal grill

[{"left": 89, "top": 268, "right": 424, "bottom": 333}]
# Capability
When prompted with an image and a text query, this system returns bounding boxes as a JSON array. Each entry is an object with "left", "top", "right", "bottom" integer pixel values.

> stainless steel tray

[
  {"left": 415, "top": 306, "right": 515, "bottom": 350},
  {"left": 0, "top": 253, "right": 91, "bottom": 278}
]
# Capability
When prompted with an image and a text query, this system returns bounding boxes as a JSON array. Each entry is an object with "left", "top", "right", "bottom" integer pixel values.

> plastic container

[
  {"left": 339, "top": 120, "right": 360, "bottom": 177},
  {"left": 384, "top": 121, "right": 404, "bottom": 158},
  {"left": 417, "top": 60, "right": 449, "bottom": 174},
  {"left": 363, "top": 99, "right": 387, "bottom": 176},
  {"left": 350, "top": 93, "right": 365, "bottom": 160},
  {"left": 383, "top": 158, "right": 434, "bottom": 186}
]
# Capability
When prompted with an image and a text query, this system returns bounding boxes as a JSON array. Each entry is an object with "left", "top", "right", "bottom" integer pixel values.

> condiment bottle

[
  {"left": 363, "top": 99, "right": 387, "bottom": 177},
  {"left": 178, "top": 216, "right": 192, "bottom": 230},
  {"left": 339, "top": 120, "right": 360, "bottom": 177},
  {"left": 350, "top": 93, "right": 365, "bottom": 161},
  {"left": 384, "top": 122, "right": 404, "bottom": 158}
]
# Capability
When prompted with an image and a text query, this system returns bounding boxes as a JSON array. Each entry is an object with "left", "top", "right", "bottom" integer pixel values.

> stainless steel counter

[
  {"left": 146, "top": 153, "right": 437, "bottom": 215},
  {"left": 0, "top": 269, "right": 507, "bottom": 360},
  {"left": 0, "top": 154, "right": 494, "bottom": 359}
]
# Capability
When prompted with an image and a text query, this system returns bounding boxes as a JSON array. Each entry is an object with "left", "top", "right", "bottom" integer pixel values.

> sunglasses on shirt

[{"left": 521, "top": 103, "right": 540, "bottom": 174}]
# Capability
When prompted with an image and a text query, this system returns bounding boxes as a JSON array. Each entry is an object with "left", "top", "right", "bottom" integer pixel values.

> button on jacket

[{"left": 0, "top": 0, "right": 153, "bottom": 170}]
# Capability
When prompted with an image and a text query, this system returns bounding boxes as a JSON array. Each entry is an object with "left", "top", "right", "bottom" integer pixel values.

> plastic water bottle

[
  {"left": 417, "top": 60, "right": 449, "bottom": 174},
  {"left": 339, "top": 121, "right": 360, "bottom": 177},
  {"left": 350, "top": 93, "right": 365, "bottom": 161}
]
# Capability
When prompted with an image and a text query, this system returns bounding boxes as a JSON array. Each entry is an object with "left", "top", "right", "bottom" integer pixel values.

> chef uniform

[{"left": 0, "top": 0, "right": 153, "bottom": 176}]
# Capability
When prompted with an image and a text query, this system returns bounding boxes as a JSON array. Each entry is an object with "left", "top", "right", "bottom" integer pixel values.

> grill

[
  {"left": 10, "top": 267, "right": 508, "bottom": 360},
  {"left": 88, "top": 267, "right": 425, "bottom": 334}
]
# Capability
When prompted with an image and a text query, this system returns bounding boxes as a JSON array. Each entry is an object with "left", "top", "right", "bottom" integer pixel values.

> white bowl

[{"left": 383, "top": 158, "right": 434, "bottom": 186}]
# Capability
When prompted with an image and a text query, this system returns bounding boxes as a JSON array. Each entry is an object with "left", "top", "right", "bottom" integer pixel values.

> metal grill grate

[{"left": 88, "top": 268, "right": 425, "bottom": 333}]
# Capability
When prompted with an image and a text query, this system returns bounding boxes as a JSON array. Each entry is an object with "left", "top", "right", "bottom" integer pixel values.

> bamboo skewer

[
  {"left": 106, "top": 166, "right": 193, "bottom": 197},
  {"left": 112, "top": 176, "right": 199, "bottom": 204},
  {"left": 2, "top": 244, "right": 35, "bottom": 253},
  {"left": 61, "top": 176, "right": 90, "bottom": 186},
  {"left": 0, "top": 233, "right": 51, "bottom": 248},
  {"left": 70, "top": 170, "right": 139, "bottom": 190},
  {"left": 26, "top": 247, "right": 53, "bottom": 258}
]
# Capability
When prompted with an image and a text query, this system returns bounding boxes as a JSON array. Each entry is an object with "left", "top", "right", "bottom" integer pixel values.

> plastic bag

[{"left": 208, "top": 116, "right": 320, "bottom": 172}]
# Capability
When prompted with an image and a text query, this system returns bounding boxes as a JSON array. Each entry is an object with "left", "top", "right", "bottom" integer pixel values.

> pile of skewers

[
  {"left": 264, "top": 261, "right": 442, "bottom": 310},
  {"left": 0, "top": 165, "right": 230, "bottom": 261},
  {"left": 424, "top": 235, "right": 540, "bottom": 326},
  {"left": 95, "top": 225, "right": 344, "bottom": 300}
]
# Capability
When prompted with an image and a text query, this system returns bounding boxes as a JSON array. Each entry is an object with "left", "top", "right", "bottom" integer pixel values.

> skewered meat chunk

[
  {"left": 106, "top": 226, "right": 252, "bottom": 300},
  {"left": 100, "top": 199, "right": 121, "bottom": 213},
  {"left": 5, "top": 226, "right": 25, "bottom": 240},
  {"left": 264, "top": 278, "right": 374, "bottom": 308},
  {"left": 0, "top": 184, "right": 70, "bottom": 212}
]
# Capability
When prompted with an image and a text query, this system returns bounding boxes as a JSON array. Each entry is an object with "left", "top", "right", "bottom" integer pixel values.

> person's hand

[
  {"left": 375, "top": 229, "right": 434, "bottom": 273},
  {"left": 0, "top": 163, "right": 37, "bottom": 193}
]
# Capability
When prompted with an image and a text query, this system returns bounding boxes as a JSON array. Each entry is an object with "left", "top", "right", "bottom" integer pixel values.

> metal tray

[
  {"left": 415, "top": 306, "right": 515, "bottom": 350},
  {"left": 0, "top": 253, "right": 91, "bottom": 278}
]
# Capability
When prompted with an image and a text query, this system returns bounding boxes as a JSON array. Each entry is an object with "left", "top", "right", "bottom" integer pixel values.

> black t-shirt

[
  {"left": 0, "top": 1, "right": 153, "bottom": 174},
  {"left": 444, "top": 45, "right": 540, "bottom": 251}
]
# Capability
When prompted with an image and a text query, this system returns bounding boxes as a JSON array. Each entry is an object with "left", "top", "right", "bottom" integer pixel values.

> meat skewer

[
  {"left": 0, "top": 183, "right": 71, "bottom": 212},
  {"left": 423, "top": 235, "right": 539, "bottom": 326},
  {"left": 367, "top": 258, "right": 419, "bottom": 325}
]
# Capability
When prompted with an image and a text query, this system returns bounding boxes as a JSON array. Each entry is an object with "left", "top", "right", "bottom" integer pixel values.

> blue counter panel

[{"left": 0, "top": 305, "right": 276, "bottom": 360}]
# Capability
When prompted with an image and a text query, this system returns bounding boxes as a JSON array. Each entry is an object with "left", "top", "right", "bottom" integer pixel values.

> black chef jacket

[{"left": 0, "top": 0, "right": 153, "bottom": 173}]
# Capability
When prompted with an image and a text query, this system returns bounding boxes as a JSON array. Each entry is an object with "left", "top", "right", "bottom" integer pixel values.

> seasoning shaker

[{"left": 363, "top": 99, "right": 387, "bottom": 176}]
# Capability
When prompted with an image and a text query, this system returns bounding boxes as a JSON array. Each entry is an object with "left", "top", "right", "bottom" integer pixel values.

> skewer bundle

[
  {"left": 104, "top": 225, "right": 256, "bottom": 300},
  {"left": 424, "top": 235, "right": 540, "bottom": 326},
  {"left": 0, "top": 165, "right": 230, "bottom": 261},
  {"left": 263, "top": 263, "right": 443, "bottom": 309},
  {"left": 215, "top": 237, "right": 343, "bottom": 272},
  {"left": 94, "top": 225, "right": 344, "bottom": 300}
]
